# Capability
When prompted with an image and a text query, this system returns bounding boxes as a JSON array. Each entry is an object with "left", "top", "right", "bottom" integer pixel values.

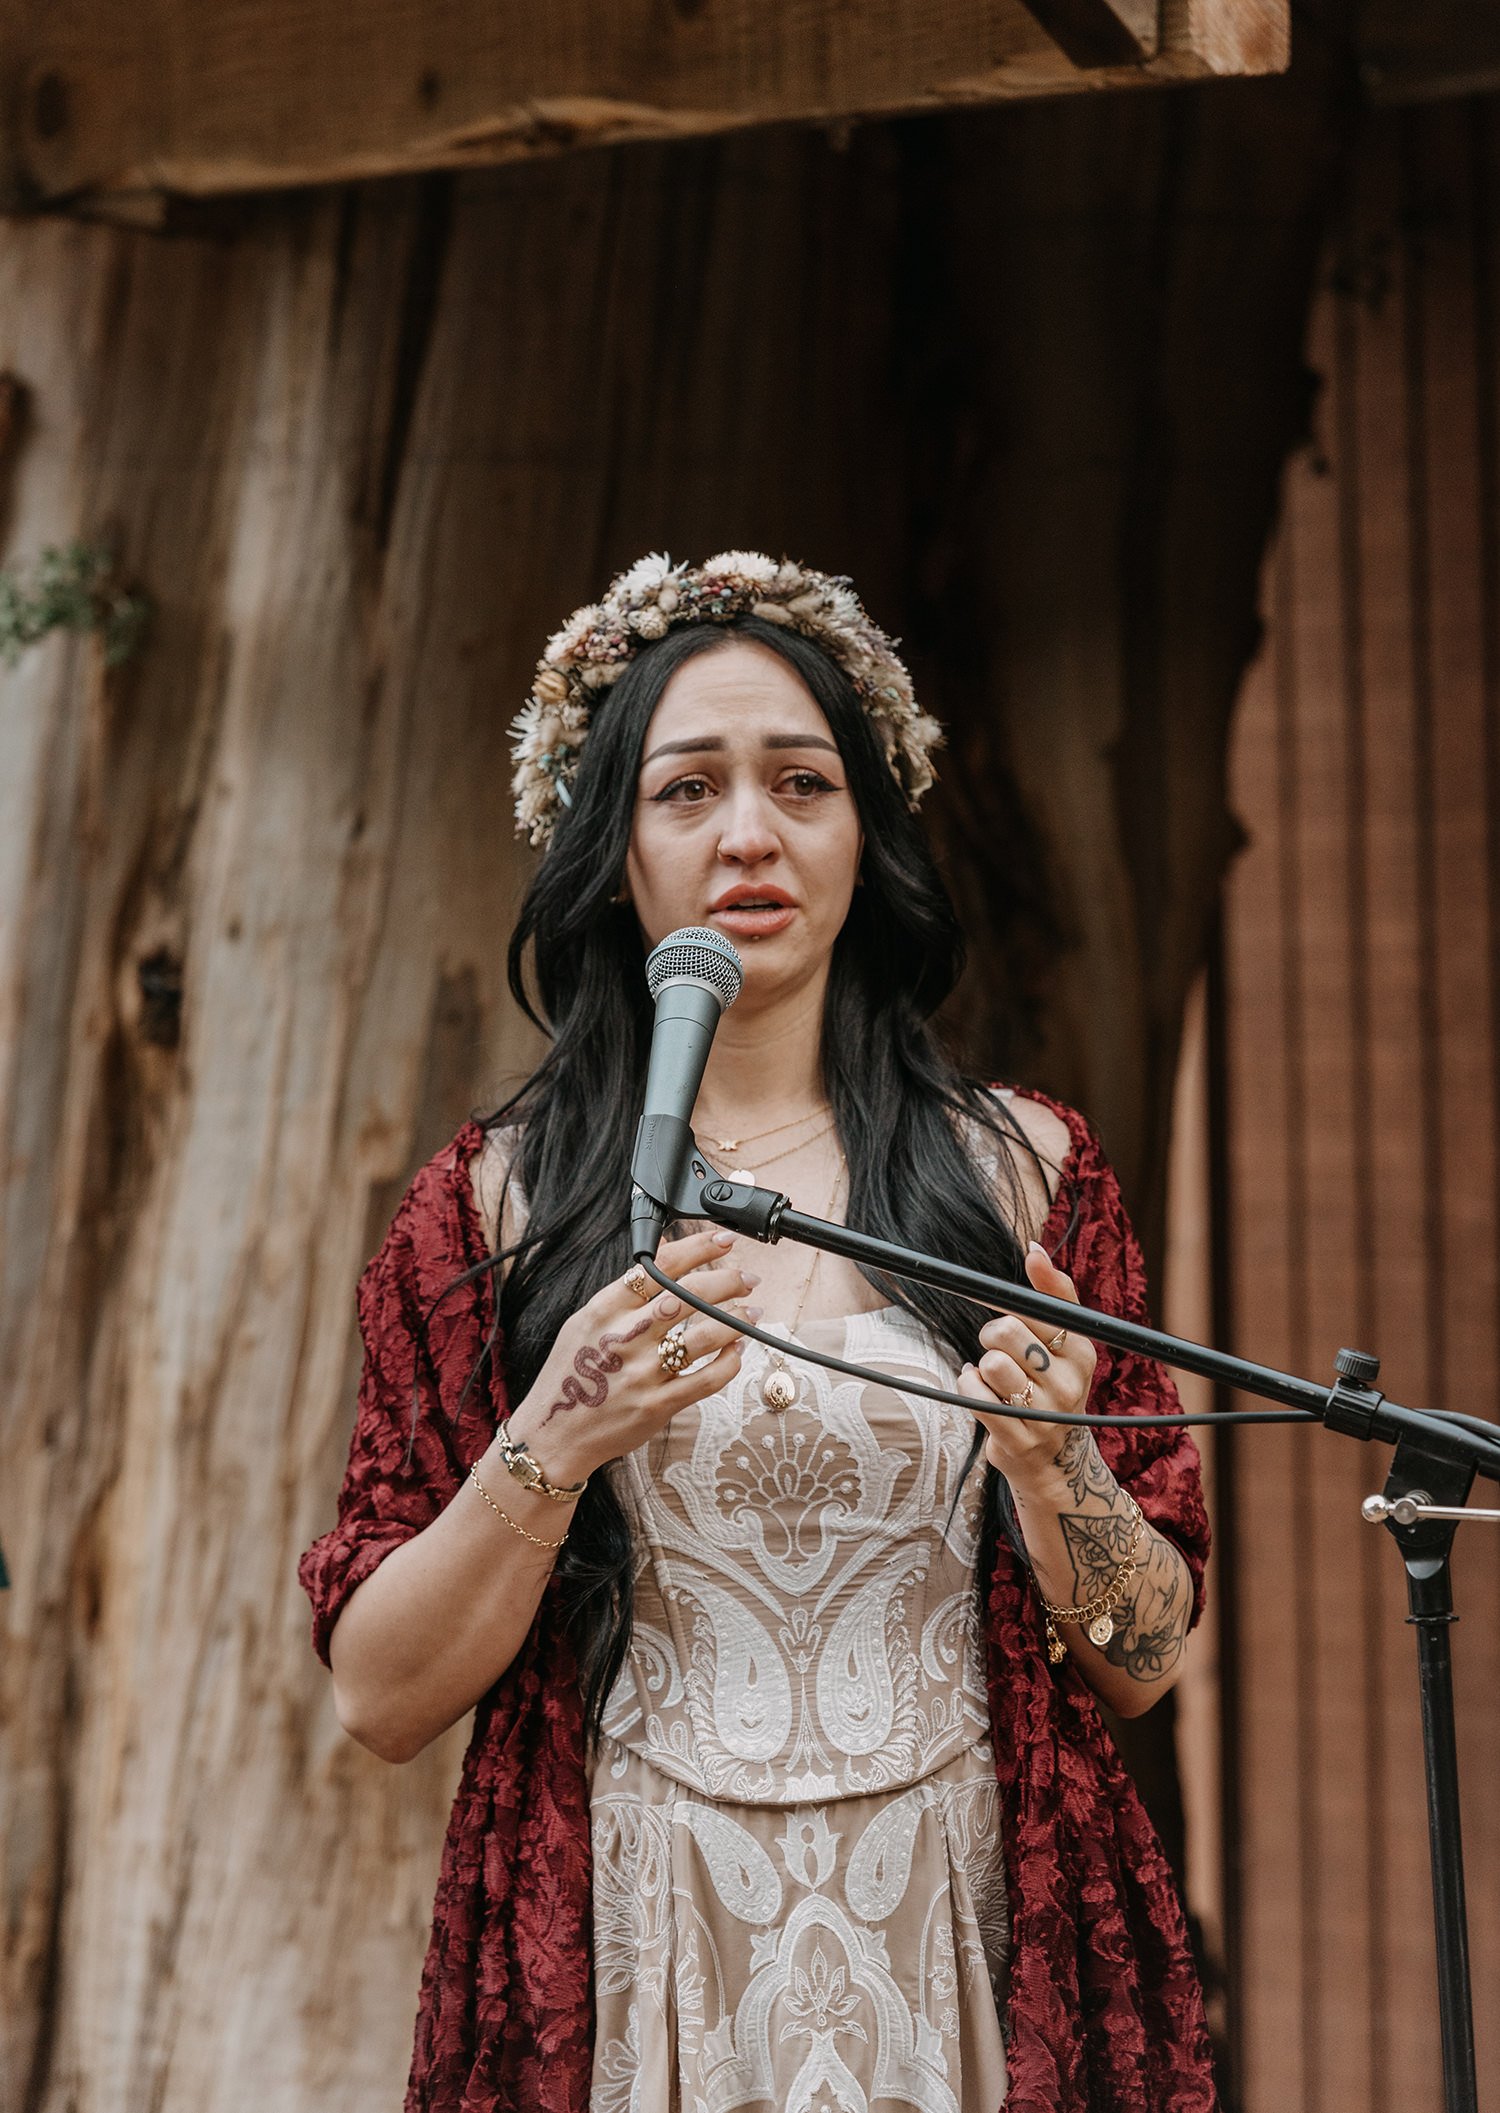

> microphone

[{"left": 630, "top": 926, "right": 744, "bottom": 1257}]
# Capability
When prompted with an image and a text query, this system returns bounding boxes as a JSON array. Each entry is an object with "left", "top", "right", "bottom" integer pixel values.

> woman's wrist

[
  {"left": 999, "top": 1452, "right": 1088, "bottom": 1516},
  {"left": 1005, "top": 1421, "right": 1122, "bottom": 1512},
  {"left": 501, "top": 1396, "right": 600, "bottom": 1492}
]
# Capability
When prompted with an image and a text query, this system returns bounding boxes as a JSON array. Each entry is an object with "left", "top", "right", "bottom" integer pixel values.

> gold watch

[{"left": 493, "top": 1420, "right": 589, "bottom": 1504}]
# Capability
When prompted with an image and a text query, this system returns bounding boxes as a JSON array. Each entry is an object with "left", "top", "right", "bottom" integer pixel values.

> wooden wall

[{"left": 1222, "top": 92, "right": 1500, "bottom": 2113}]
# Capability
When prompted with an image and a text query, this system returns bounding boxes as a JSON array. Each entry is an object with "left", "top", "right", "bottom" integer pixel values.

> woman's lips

[{"left": 709, "top": 903, "right": 796, "bottom": 938}]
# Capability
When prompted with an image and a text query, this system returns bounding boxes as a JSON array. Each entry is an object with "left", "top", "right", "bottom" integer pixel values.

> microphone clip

[{"left": 630, "top": 1122, "right": 788, "bottom": 1259}]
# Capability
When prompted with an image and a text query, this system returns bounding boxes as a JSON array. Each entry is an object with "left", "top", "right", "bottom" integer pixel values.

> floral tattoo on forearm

[
  {"left": 1052, "top": 1425, "right": 1116, "bottom": 1505},
  {"left": 1049, "top": 1427, "right": 1191, "bottom": 1681}
]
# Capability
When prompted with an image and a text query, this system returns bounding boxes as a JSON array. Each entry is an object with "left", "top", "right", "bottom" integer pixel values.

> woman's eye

[{"left": 648, "top": 767, "right": 837, "bottom": 804}]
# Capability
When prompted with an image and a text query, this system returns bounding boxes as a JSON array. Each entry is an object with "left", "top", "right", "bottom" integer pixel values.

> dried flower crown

[{"left": 510, "top": 550, "right": 943, "bottom": 847}]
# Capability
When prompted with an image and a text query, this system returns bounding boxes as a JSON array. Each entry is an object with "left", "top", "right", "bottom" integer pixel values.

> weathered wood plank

[
  {"left": 1172, "top": 0, "right": 1288, "bottom": 80},
  {"left": 3, "top": 0, "right": 1289, "bottom": 208}
]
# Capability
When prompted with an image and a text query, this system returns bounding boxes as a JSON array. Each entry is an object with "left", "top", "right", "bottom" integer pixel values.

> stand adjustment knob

[{"left": 1326, "top": 1348, "right": 1386, "bottom": 1440}]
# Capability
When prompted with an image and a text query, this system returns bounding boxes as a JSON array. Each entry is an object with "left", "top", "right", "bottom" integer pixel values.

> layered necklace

[
  {"left": 697, "top": 1102, "right": 844, "bottom": 1412},
  {"left": 754, "top": 1161, "right": 847, "bottom": 1410},
  {"left": 698, "top": 1101, "right": 832, "bottom": 1185}
]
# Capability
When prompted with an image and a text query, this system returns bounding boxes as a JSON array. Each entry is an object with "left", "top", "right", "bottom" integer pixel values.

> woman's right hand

[{"left": 503, "top": 1229, "right": 760, "bottom": 1486}]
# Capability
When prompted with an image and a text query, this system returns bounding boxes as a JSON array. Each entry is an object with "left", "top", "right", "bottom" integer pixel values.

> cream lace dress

[{"left": 588, "top": 1302, "right": 1010, "bottom": 2113}]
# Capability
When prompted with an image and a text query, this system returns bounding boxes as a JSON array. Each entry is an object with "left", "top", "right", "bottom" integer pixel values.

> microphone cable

[
  {"left": 638, "top": 1259, "right": 1500, "bottom": 1471},
  {"left": 637, "top": 1255, "right": 1316, "bottom": 1431}
]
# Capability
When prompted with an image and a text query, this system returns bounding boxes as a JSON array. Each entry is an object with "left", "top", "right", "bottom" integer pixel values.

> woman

[{"left": 299, "top": 552, "right": 1215, "bottom": 2113}]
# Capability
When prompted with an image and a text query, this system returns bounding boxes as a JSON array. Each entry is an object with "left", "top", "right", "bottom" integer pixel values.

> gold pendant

[
  {"left": 1046, "top": 1625, "right": 1067, "bottom": 1665},
  {"left": 1088, "top": 1612, "right": 1115, "bottom": 1649},
  {"left": 763, "top": 1366, "right": 796, "bottom": 1411}
]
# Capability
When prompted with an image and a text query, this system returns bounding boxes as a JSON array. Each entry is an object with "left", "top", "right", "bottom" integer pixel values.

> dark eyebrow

[{"left": 641, "top": 732, "right": 841, "bottom": 768}]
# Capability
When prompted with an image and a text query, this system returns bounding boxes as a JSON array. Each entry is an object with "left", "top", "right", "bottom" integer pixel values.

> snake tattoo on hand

[{"left": 539, "top": 1314, "right": 651, "bottom": 1428}]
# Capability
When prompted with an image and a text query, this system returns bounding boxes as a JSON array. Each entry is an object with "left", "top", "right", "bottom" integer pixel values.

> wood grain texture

[
  {"left": 0, "top": 181, "right": 546, "bottom": 2113},
  {"left": 1171, "top": 0, "right": 1289, "bottom": 79},
  {"left": 1, "top": 0, "right": 1290, "bottom": 208},
  {"left": 1222, "top": 93, "right": 1500, "bottom": 2113},
  {"left": 0, "top": 65, "right": 1345, "bottom": 2113}
]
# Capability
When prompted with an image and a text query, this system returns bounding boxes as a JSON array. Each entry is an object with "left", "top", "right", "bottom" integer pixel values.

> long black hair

[{"left": 475, "top": 615, "right": 1066, "bottom": 1740}]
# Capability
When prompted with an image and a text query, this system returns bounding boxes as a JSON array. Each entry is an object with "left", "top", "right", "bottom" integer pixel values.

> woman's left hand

[{"left": 956, "top": 1241, "right": 1099, "bottom": 1488}]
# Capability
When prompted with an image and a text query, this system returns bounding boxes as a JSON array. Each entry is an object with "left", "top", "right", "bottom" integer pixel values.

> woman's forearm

[
  {"left": 327, "top": 1232, "right": 757, "bottom": 1764},
  {"left": 328, "top": 1422, "right": 576, "bottom": 1764},
  {"left": 1007, "top": 1427, "right": 1193, "bottom": 1718}
]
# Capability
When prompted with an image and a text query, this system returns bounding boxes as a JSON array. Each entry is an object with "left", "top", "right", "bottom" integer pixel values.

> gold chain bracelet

[
  {"left": 468, "top": 1463, "right": 569, "bottom": 1550},
  {"left": 1038, "top": 1495, "right": 1145, "bottom": 1664}
]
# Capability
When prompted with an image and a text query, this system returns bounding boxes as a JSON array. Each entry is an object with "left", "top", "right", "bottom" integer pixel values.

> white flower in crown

[
  {"left": 614, "top": 550, "right": 678, "bottom": 602},
  {"left": 701, "top": 549, "right": 780, "bottom": 586},
  {"left": 543, "top": 602, "right": 601, "bottom": 667},
  {"left": 510, "top": 550, "right": 943, "bottom": 846}
]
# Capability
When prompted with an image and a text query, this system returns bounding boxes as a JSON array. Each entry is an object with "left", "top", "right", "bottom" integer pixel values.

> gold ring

[
  {"left": 1045, "top": 1328, "right": 1067, "bottom": 1353},
  {"left": 1003, "top": 1380, "right": 1036, "bottom": 1409},
  {"left": 625, "top": 1264, "right": 652, "bottom": 1303},
  {"left": 657, "top": 1322, "right": 690, "bottom": 1376}
]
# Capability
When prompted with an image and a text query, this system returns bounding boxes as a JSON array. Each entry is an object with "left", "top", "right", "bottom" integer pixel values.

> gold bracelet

[
  {"left": 468, "top": 1463, "right": 569, "bottom": 1550},
  {"left": 1038, "top": 1495, "right": 1144, "bottom": 1664}
]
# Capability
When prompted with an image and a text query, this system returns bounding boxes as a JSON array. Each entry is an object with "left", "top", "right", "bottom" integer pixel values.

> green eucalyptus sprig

[{"left": 0, "top": 540, "right": 150, "bottom": 669}]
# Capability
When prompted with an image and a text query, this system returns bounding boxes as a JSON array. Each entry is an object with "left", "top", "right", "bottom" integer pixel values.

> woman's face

[{"left": 625, "top": 640, "right": 864, "bottom": 1004}]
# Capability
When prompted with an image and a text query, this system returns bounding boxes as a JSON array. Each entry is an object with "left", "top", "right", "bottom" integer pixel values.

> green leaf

[{"left": 0, "top": 540, "right": 151, "bottom": 669}]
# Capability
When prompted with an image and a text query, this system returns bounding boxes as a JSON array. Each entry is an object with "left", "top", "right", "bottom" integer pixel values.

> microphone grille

[{"left": 645, "top": 926, "right": 744, "bottom": 1011}]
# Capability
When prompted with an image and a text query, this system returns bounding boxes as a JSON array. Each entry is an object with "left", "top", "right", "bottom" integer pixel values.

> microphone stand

[{"left": 631, "top": 1130, "right": 1500, "bottom": 2113}]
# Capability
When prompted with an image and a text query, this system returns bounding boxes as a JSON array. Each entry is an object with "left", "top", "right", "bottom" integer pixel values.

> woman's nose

[{"left": 715, "top": 785, "right": 780, "bottom": 863}]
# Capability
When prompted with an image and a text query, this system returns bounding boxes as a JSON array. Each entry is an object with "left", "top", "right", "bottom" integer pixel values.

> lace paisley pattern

[
  {"left": 602, "top": 1305, "right": 991, "bottom": 1801},
  {"left": 590, "top": 1308, "right": 1009, "bottom": 2110},
  {"left": 591, "top": 1758, "right": 1008, "bottom": 2113},
  {"left": 296, "top": 1091, "right": 1218, "bottom": 2113}
]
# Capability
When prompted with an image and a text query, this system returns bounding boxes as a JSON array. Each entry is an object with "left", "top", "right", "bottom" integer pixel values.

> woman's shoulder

[
  {"left": 973, "top": 1081, "right": 1078, "bottom": 1235},
  {"left": 989, "top": 1083, "right": 1076, "bottom": 1179}
]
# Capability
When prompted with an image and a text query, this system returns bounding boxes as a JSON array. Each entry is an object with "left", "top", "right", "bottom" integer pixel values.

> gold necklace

[
  {"left": 703, "top": 1117, "right": 836, "bottom": 1187},
  {"left": 760, "top": 1162, "right": 847, "bottom": 1412},
  {"left": 697, "top": 1101, "right": 831, "bottom": 1158}
]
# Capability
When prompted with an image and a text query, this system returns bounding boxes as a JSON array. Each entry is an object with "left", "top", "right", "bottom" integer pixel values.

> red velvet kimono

[{"left": 299, "top": 1092, "right": 1218, "bottom": 2111}]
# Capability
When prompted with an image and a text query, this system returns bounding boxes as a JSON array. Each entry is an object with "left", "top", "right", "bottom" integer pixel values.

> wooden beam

[
  {"left": 1017, "top": 0, "right": 1159, "bottom": 70},
  {"left": 1, "top": 0, "right": 1288, "bottom": 210}
]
